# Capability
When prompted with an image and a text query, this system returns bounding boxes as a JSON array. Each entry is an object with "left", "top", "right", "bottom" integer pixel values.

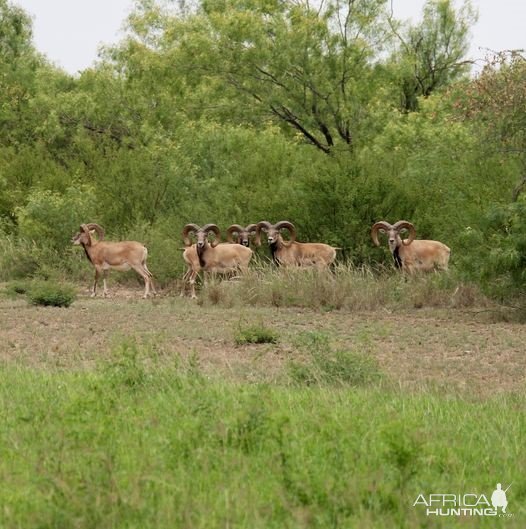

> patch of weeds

[
  {"left": 206, "top": 282, "right": 223, "bottom": 305},
  {"left": 288, "top": 331, "right": 382, "bottom": 387},
  {"left": 270, "top": 284, "right": 284, "bottom": 307},
  {"left": 227, "top": 403, "right": 271, "bottom": 454},
  {"left": 450, "top": 283, "right": 481, "bottom": 308},
  {"left": 381, "top": 420, "right": 423, "bottom": 511},
  {"left": 27, "top": 280, "right": 77, "bottom": 307},
  {"left": 4, "top": 280, "right": 31, "bottom": 297},
  {"left": 103, "top": 339, "right": 147, "bottom": 389},
  {"left": 235, "top": 324, "right": 279, "bottom": 345}
]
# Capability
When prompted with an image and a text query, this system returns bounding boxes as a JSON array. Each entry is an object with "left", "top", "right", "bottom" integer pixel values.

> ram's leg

[
  {"left": 189, "top": 271, "right": 198, "bottom": 299},
  {"left": 131, "top": 265, "right": 151, "bottom": 298},
  {"left": 102, "top": 269, "right": 110, "bottom": 297},
  {"left": 143, "top": 262, "right": 156, "bottom": 295},
  {"left": 91, "top": 268, "right": 100, "bottom": 297},
  {"left": 180, "top": 269, "right": 190, "bottom": 297}
]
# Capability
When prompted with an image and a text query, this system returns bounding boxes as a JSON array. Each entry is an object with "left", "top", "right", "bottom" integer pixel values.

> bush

[
  {"left": 15, "top": 185, "right": 97, "bottom": 253},
  {"left": 27, "top": 281, "right": 77, "bottom": 307},
  {"left": 234, "top": 324, "right": 279, "bottom": 345},
  {"left": 457, "top": 200, "right": 526, "bottom": 302}
]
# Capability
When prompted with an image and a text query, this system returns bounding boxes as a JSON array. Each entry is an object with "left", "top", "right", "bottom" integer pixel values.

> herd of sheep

[{"left": 71, "top": 220, "right": 451, "bottom": 298}]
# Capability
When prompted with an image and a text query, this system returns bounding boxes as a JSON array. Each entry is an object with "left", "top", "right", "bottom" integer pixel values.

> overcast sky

[{"left": 12, "top": 0, "right": 526, "bottom": 75}]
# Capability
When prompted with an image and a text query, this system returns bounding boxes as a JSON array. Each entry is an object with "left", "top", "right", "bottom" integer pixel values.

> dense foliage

[{"left": 0, "top": 0, "right": 525, "bottom": 300}]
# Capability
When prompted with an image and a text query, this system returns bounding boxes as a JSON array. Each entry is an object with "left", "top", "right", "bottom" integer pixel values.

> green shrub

[
  {"left": 15, "top": 185, "right": 97, "bottom": 253},
  {"left": 27, "top": 281, "right": 77, "bottom": 307},
  {"left": 457, "top": 200, "right": 526, "bottom": 303},
  {"left": 234, "top": 324, "right": 279, "bottom": 345}
]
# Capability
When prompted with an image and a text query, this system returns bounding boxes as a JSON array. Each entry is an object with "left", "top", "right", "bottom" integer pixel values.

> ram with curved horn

[
  {"left": 255, "top": 220, "right": 338, "bottom": 267},
  {"left": 226, "top": 224, "right": 258, "bottom": 248},
  {"left": 371, "top": 220, "right": 450, "bottom": 273},
  {"left": 71, "top": 223, "right": 155, "bottom": 298},
  {"left": 181, "top": 223, "right": 253, "bottom": 298}
]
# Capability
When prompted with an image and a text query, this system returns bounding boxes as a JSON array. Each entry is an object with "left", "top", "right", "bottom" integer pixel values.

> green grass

[
  {"left": 1, "top": 349, "right": 525, "bottom": 528},
  {"left": 234, "top": 324, "right": 279, "bottom": 345},
  {"left": 287, "top": 331, "right": 383, "bottom": 387}
]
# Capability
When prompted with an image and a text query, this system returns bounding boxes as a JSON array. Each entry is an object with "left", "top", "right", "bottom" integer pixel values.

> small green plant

[
  {"left": 27, "top": 281, "right": 77, "bottom": 307},
  {"left": 234, "top": 324, "right": 279, "bottom": 345}
]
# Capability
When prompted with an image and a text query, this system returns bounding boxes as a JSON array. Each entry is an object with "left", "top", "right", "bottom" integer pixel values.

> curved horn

[
  {"left": 182, "top": 223, "right": 201, "bottom": 247},
  {"left": 255, "top": 221, "right": 272, "bottom": 246},
  {"left": 79, "top": 224, "right": 93, "bottom": 246},
  {"left": 393, "top": 220, "right": 416, "bottom": 246},
  {"left": 226, "top": 224, "right": 244, "bottom": 244},
  {"left": 85, "top": 223, "right": 105, "bottom": 240},
  {"left": 245, "top": 223, "right": 257, "bottom": 235},
  {"left": 274, "top": 221, "right": 296, "bottom": 242},
  {"left": 202, "top": 223, "right": 221, "bottom": 247},
  {"left": 371, "top": 221, "right": 392, "bottom": 247}
]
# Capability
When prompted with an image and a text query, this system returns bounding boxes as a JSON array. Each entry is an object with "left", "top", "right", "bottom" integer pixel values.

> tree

[
  {"left": 125, "top": 0, "right": 390, "bottom": 154},
  {"left": 0, "top": 0, "right": 42, "bottom": 145},
  {"left": 457, "top": 51, "right": 526, "bottom": 201},
  {"left": 388, "top": 0, "right": 476, "bottom": 112}
]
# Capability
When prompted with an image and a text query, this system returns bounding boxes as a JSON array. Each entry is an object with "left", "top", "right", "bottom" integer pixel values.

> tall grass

[
  {"left": 0, "top": 352, "right": 524, "bottom": 528},
  {"left": 198, "top": 264, "right": 487, "bottom": 311}
]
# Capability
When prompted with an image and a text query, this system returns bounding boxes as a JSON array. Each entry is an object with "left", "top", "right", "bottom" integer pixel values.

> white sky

[{"left": 11, "top": 0, "right": 526, "bottom": 75}]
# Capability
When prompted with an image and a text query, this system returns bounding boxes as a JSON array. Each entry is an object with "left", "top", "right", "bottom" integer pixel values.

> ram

[
  {"left": 72, "top": 223, "right": 155, "bottom": 298},
  {"left": 371, "top": 220, "right": 450, "bottom": 273},
  {"left": 181, "top": 223, "right": 253, "bottom": 298},
  {"left": 255, "top": 220, "right": 338, "bottom": 267},
  {"left": 225, "top": 224, "right": 258, "bottom": 247}
]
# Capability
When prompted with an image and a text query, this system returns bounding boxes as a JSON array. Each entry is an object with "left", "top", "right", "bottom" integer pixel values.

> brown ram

[
  {"left": 371, "top": 220, "right": 450, "bottom": 273},
  {"left": 181, "top": 223, "right": 253, "bottom": 298},
  {"left": 225, "top": 224, "right": 258, "bottom": 248},
  {"left": 255, "top": 221, "right": 338, "bottom": 267},
  {"left": 72, "top": 223, "right": 155, "bottom": 298}
]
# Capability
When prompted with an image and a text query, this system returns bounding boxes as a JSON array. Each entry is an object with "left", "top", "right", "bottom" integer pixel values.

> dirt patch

[{"left": 1, "top": 293, "right": 525, "bottom": 395}]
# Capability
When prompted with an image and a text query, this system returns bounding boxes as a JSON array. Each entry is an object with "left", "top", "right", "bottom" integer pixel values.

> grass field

[{"left": 1, "top": 275, "right": 525, "bottom": 528}]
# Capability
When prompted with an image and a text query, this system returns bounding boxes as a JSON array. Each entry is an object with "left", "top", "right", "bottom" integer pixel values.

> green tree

[
  {"left": 388, "top": 0, "right": 476, "bottom": 112},
  {"left": 119, "top": 0, "right": 390, "bottom": 154}
]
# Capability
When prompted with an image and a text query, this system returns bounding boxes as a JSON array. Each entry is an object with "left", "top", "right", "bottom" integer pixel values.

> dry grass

[
  {"left": 1, "top": 282, "right": 525, "bottom": 396},
  {"left": 192, "top": 265, "right": 490, "bottom": 312}
]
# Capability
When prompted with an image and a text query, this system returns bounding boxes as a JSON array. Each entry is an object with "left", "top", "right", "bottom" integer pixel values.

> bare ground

[{"left": 1, "top": 287, "right": 525, "bottom": 395}]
